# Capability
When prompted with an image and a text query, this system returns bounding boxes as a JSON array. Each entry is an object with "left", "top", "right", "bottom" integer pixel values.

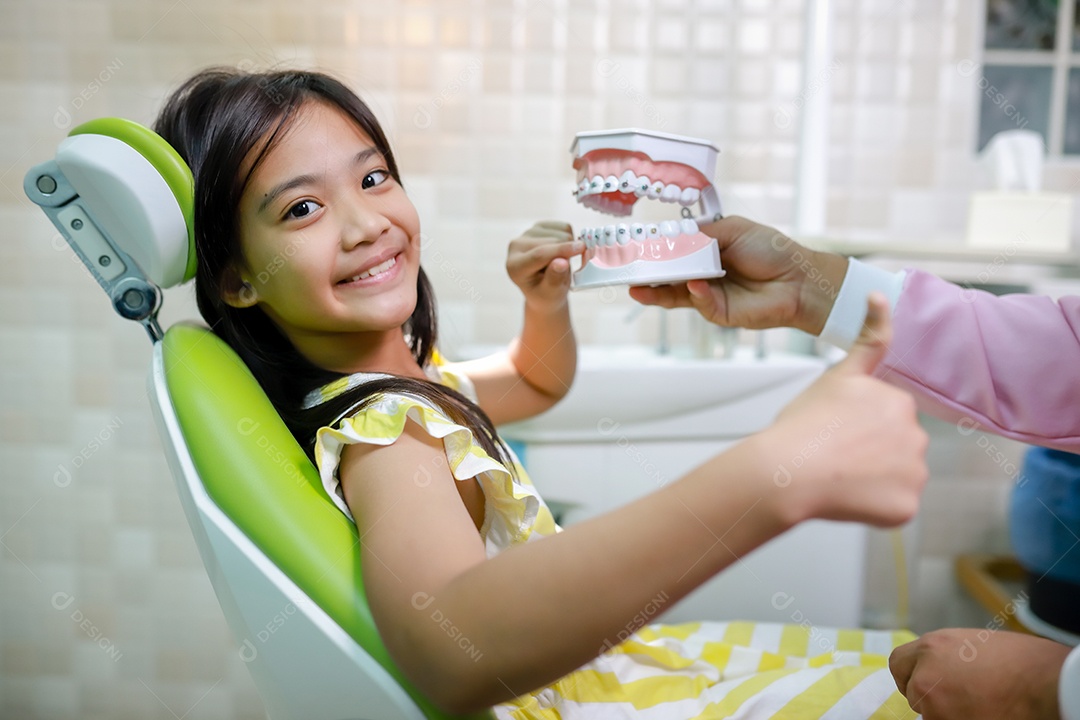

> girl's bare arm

[
  {"left": 448, "top": 221, "right": 579, "bottom": 425},
  {"left": 340, "top": 296, "right": 928, "bottom": 714}
]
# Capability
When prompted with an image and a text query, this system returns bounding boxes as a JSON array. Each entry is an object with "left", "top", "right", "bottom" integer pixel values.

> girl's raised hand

[{"left": 506, "top": 221, "right": 584, "bottom": 312}]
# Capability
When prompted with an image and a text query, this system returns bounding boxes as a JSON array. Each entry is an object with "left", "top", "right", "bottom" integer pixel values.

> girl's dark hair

[{"left": 153, "top": 67, "right": 511, "bottom": 468}]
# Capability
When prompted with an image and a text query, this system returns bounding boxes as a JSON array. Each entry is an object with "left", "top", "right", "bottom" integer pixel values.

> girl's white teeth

[{"left": 346, "top": 256, "right": 396, "bottom": 282}]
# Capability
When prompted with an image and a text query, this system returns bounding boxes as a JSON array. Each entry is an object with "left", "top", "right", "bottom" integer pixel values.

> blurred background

[{"left": 3, "top": 0, "right": 1079, "bottom": 717}]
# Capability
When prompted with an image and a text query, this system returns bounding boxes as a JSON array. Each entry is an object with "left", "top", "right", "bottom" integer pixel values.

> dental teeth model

[{"left": 570, "top": 128, "right": 726, "bottom": 289}]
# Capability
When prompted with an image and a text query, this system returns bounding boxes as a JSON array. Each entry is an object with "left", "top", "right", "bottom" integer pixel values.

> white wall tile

[{"left": 4, "top": 4, "right": 1050, "bottom": 715}]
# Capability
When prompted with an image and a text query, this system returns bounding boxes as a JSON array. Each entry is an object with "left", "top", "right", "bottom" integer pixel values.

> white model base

[{"left": 572, "top": 241, "right": 725, "bottom": 290}]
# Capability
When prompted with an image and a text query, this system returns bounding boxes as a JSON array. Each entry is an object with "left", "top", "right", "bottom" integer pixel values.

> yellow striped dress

[{"left": 309, "top": 364, "right": 920, "bottom": 720}]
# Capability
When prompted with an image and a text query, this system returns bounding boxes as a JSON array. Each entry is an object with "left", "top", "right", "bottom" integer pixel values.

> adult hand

[
  {"left": 889, "top": 628, "right": 1070, "bottom": 719},
  {"left": 506, "top": 221, "right": 583, "bottom": 313},
  {"left": 628, "top": 216, "right": 848, "bottom": 335},
  {"left": 760, "top": 293, "right": 928, "bottom": 527}
]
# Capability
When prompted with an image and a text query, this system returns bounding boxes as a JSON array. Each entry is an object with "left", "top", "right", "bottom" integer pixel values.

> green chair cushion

[{"left": 162, "top": 323, "right": 488, "bottom": 720}]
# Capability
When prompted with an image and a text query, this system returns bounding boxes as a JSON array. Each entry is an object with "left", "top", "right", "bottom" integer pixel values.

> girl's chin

[{"left": 356, "top": 305, "right": 419, "bottom": 333}]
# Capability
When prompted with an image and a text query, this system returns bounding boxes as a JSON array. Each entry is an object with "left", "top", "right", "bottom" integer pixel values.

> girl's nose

[{"left": 340, "top": 197, "right": 391, "bottom": 250}]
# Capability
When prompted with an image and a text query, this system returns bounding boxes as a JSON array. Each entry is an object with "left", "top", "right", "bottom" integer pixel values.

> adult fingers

[
  {"left": 628, "top": 283, "right": 694, "bottom": 309},
  {"left": 888, "top": 640, "right": 918, "bottom": 697}
]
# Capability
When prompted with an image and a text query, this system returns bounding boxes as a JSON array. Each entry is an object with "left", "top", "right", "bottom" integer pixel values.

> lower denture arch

[{"left": 584, "top": 232, "right": 713, "bottom": 267}]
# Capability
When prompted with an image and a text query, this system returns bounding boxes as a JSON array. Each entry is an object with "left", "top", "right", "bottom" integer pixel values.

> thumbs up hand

[
  {"left": 759, "top": 294, "right": 929, "bottom": 529},
  {"left": 833, "top": 291, "right": 892, "bottom": 377}
]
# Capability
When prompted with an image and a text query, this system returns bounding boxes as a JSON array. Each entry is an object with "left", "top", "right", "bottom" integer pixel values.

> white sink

[
  {"left": 456, "top": 343, "right": 866, "bottom": 627},
  {"left": 492, "top": 345, "right": 828, "bottom": 442}
]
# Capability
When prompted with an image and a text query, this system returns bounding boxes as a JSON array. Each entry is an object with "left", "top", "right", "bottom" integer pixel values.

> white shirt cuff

[
  {"left": 817, "top": 257, "right": 906, "bottom": 350},
  {"left": 1062, "top": 645, "right": 1080, "bottom": 720}
]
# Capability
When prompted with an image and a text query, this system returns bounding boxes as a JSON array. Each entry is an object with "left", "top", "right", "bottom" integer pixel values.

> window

[{"left": 979, "top": 0, "right": 1080, "bottom": 155}]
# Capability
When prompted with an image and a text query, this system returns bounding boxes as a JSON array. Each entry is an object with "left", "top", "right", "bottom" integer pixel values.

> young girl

[{"left": 153, "top": 67, "right": 928, "bottom": 719}]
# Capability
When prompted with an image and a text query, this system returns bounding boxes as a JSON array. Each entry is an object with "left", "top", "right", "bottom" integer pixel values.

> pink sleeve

[{"left": 878, "top": 269, "right": 1080, "bottom": 452}]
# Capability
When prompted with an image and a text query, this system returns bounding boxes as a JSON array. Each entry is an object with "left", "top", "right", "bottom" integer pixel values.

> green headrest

[{"left": 70, "top": 117, "right": 197, "bottom": 283}]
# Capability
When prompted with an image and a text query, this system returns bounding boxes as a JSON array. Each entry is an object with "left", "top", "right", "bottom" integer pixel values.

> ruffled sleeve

[
  {"left": 425, "top": 351, "right": 479, "bottom": 402},
  {"left": 312, "top": 392, "right": 557, "bottom": 557}
]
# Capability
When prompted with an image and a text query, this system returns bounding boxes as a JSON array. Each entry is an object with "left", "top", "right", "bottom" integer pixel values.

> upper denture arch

[{"left": 573, "top": 148, "right": 710, "bottom": 213}]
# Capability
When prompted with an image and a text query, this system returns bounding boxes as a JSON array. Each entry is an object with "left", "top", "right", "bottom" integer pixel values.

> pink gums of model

[{"left": 570, "top": 129, "right": 726, "bottom": 289}]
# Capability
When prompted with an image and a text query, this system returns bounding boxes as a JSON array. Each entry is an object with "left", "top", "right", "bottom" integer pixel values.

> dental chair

[{"left": 24, "top": 119, "right": 491, "bottom": 720}]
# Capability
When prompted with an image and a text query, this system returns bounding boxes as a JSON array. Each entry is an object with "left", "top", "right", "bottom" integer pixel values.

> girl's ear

[{"left": 221, "top": 267, "right": 258, "bottom": 308}]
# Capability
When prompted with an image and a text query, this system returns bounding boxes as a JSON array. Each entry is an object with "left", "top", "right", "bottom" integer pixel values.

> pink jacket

[
  {"left": 881, "top": 269, "right": 1080, "bottom": 453},
  {"left": 829, "top": 264, "right": 1080, "bottom": 718}
]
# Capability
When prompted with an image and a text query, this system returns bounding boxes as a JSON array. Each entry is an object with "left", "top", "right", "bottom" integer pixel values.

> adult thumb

[{"left": 836, "top": 292, "right": 892, "bottom": 376}]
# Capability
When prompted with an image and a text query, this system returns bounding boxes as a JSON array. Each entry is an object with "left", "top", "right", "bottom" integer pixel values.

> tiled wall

[{"left": 1, "top": 0, "right": 1059, "bottom": 716}]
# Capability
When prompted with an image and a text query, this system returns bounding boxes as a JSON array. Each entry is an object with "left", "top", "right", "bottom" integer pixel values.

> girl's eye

[
  {"left": 362, "top": 170, "right": 389, "bottom": 190},
  {"left": 285, "top": 200, "right": 321, "bottom": 220}
]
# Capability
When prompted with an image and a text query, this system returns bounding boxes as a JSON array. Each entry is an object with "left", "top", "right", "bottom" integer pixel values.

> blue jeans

[
  {"left": 1011, "top": 447, "right": 1080, "bottom": 633},
  {"left": 1010, "top": 447, "right": 1080, "bottom": 584}
]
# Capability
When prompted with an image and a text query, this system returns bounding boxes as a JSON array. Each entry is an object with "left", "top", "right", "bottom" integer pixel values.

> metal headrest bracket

[
  {"left": 24, "top": 119, "right": 195, "bottom": 344},
  {"left": 25, "top": 163, "right": 165, "bottom": 342}
]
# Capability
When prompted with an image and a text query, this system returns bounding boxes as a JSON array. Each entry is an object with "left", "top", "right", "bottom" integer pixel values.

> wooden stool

[{"left": 954, "top": 553, "right": 1035, "bottom": 635}]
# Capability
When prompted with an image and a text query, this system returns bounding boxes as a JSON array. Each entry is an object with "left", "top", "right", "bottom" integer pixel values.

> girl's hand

[
  {"left": 628, "top": 216, "right": 848, "bottom": 336},
  {"left": 506, "top": 221, "right": 584, "bottom": 312},
  {"left": 760, "top": 293, "right": 929, "bottom": 528}
]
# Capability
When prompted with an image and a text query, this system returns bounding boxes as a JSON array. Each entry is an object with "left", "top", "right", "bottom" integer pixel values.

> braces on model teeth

[{"left": 570, "top": 128, "right": 726, "bottom": 289}]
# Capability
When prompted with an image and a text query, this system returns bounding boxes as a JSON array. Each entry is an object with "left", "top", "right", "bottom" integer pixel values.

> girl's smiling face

[{"left": 230, "top": 100, "right": 422, "bottom": 371}]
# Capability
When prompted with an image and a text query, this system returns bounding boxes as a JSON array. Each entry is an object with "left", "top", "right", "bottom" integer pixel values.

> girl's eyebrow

[{"left": 257, "top": 147, "right": 382, "bottom": 215}]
